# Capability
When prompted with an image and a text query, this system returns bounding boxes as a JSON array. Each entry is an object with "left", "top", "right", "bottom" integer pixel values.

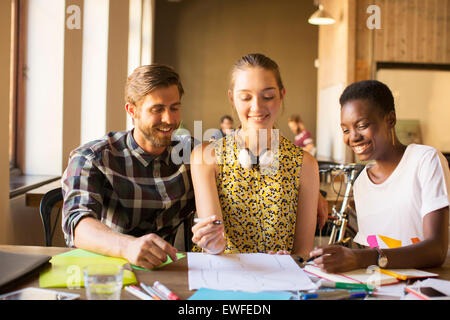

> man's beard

[{"left": 138, "top": 122, "right": 178, "bottom": 148}]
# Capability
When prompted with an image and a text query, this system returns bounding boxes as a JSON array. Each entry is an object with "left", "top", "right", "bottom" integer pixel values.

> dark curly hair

[{"left": 339, "top": 80, "right": 395, "bottom": 115}]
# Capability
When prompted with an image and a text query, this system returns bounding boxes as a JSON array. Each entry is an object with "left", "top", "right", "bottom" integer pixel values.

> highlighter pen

[
  {"left": 320, "top": 281, "right": 373, "bottom": 291},
  {"left": 140, "top": 283, "right": 164, "bottom": 300},
  {"left": 301, "top": 290, "right": 351, "bottom": 300},
  {"left": 153, "top": 281, "right": 180, "bottom": 300},
  {"left": 193, "top": 218, "right": 223, "bottom": 225},
  {"left": 378, "top": 269, "right": 408, "bottom": 281},
  {"left": 337, "top": 292, "right": 368, "bottom": 300},
  {"left": 125, "top": 286, "right": 154, "bottom": 300}
]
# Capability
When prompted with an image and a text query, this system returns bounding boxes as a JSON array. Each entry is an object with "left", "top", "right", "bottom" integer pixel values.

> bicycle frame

[
  {"left": 328, "top": 168, "right": 358, "bottom": 245},
  {"left": 319, "top": 163, "right": 364, "bottom": 247}
]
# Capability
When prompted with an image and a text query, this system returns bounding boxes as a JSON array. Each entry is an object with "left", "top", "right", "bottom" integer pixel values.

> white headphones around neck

[
  {"left": 238, "top": 148, "right": 274, "bottom": 170},
  {"left": 234, "top": 129, "right": 277, "bottom": 170}
]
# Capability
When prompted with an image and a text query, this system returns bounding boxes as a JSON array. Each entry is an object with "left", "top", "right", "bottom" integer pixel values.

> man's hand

[
  {"left": 123, "top": 233, "right": 178, "bottom": 270},
  {"left": 317, "top": 193, "right": 329, "bottom": 230}
]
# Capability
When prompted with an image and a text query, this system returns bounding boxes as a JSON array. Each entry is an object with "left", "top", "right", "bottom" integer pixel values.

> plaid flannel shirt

[{"left": 62, "top": 130, "right": 196, "bottom": 247}]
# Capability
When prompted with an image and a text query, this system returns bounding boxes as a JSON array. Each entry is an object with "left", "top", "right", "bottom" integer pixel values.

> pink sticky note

[{"left": 367, "top": 235, "right": 379, "bottom": 248}]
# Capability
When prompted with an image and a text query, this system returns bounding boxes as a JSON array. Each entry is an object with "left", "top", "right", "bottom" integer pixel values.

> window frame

[{"left": 10, "top": 0, "right": 25, "bottom": 176}]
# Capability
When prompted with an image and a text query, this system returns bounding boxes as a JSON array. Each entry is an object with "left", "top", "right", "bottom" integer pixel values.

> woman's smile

[{"left": 351, "top": 141, "right": 372, "bottom": 155}]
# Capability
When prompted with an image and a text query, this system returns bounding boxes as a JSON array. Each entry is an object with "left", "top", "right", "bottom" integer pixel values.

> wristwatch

[{"left": 374, "top": 247, "right": 388, "bottom": 268}]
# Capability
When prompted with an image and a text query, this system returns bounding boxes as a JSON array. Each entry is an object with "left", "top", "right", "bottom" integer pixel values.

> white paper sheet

[
  {"left": 372, "top": 283, "right": 407, "bottom": 299},
  {"left": 187, "top": 252, "right": 317, "bottom": 292}
]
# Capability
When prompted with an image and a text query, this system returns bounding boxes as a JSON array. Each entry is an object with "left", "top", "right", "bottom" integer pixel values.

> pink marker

[{"left": 153, "top": 281, "right": 180, "bottom": 300}]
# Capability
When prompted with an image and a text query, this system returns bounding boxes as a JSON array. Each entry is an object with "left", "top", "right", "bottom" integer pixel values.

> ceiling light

[{"left": 308, "top": 4, "right": 335, "bottom": 25}]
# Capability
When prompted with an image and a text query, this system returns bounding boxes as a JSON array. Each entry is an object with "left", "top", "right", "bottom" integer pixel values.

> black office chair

[
  {"left": 163, "top": 210, "right": 195, "bottom": 252},
  {"left": 183, "top": 212, "right": 194, "bottom": 252},
  {"left": 39, "top": 187, "right": 63, "bottom": 247}
]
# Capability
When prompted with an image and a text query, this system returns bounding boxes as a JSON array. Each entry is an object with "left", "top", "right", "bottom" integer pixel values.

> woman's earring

[{"left": 391, "top": 128, "right": 396, "bottom": 147}]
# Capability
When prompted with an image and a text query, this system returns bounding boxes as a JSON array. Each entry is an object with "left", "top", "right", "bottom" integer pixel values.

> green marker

[{"left": 320, "top": 281, "right": 373, "bottom": 291}]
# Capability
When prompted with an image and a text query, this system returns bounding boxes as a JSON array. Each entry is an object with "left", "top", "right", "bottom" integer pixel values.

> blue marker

[
  {"left": 339, "top": 292, "right": 368, "bottom": 300},
  {"left": 301, "top": 290, "right": 367, "bottom": 300}
]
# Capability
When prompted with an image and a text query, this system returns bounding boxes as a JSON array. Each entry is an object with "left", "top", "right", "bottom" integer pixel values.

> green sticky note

[
  {"left": 56, "top": 248, "right": 105, "bottom": 258},
  {"left": 57, "top": 249, "right": 185, "bottom": 270},
  {"left": 131, "top": 253, "right": 186, "bottom": 271}
]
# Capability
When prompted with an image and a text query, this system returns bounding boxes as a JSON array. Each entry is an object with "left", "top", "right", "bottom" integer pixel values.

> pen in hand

[
  {"left": 193, "top": 218, "right": 223, "bottom": 225},
  {"left": 297, "top": 253, "right": 324, "bottom": 265}
]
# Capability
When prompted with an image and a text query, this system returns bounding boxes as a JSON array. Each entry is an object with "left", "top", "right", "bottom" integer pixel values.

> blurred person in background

[
  {"left": 288, "top": 114, "right": 316, "bottom": 155},
  {"left": 211, "top": 115, "right": 235, "bottom": 141}
]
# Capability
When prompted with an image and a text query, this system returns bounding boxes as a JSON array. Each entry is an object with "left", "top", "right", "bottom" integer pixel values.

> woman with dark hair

[{"left": 309, "top": 80, "right": 449, "bottom": 273}]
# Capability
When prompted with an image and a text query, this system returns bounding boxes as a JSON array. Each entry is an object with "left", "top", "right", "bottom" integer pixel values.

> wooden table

[
  {"left": 0, "top": 245, "right": 190, "bottom": 300},
  {"left": 25, "top": 180, "right": 62, "bottom": 208},
  {"left": 1, "top": 245, "right": 449, "bottom": 300}
]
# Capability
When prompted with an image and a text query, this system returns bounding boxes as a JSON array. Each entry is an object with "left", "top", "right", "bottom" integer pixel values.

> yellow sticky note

[
  {"left": 378, "top": 235, "right": 402, "bottom": 248},
  {"left": 39, "top": 256, "right": 137, "bottom": 288}
]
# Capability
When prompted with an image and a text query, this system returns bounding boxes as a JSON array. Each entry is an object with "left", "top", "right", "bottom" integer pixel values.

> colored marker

[
  {"left": 153, "top": 281, "right": 180, "bottom": 300},
  {"left": 338, "top": 292, "right": 368, "bottom": 300},
  {"left": 125, "top": 286, "right": 154, "bottom": 300},
  {"left": 301, "top": 290, "right": 352, "bottom": 300},
  {"left": 140, "top": 283, "right": 164, "bottom": 300},
  {"left": 320, "top": 281, "right": 373, "bottom": 291},
  {"left": 378, "top": 269, "right": 408, "bottom": 281}
]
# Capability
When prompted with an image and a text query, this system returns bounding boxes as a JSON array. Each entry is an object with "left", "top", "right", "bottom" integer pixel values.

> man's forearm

[{"left": 73, "top": 217, "right": 135, "bottom": 259}]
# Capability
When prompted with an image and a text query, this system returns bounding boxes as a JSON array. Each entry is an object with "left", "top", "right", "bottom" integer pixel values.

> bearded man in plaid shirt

[{"left": 62, "top": 64, "right": 195, "bottom": 270}]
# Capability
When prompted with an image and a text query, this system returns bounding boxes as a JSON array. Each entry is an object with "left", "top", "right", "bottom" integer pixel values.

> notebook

[
  {"left": 0, "top": 251, "right": 51, "bottom": 289},
  {"left": 304, "top": 264, "right": 438, "bottom": 286}
]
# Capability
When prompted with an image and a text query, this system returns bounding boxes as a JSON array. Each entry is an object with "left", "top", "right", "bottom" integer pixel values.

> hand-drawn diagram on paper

[{"left": 187, "top": 253, "right": 317, "bottom": 292}]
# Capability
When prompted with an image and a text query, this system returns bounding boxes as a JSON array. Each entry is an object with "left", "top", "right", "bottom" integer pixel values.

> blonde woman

[{"left": 190, "top": 54, "right": 319, "bottom": 260}]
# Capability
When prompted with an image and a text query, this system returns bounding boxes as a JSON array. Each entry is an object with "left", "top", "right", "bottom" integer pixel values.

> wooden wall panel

[
  {"left": 447, "top": 0, "right": 450, "bottom": 61},
  {"left": 356, "top": 0, "right": 450, "bottom": 79},
  {"left": 404, "top": 0, "right": 416, "bottom": 62},
  {"left": 436, "top": 0, "right": 448, "bottom": 62}
]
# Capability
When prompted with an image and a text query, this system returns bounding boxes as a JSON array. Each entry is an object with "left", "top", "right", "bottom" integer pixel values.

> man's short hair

[
  {"left": 339, "top": 80, "right": 395, "bottom": 115},
  {"left": 125, "top": 64, "right": 184, "bottom": 106},
  {"left": 220, "top": 115, "right": 233, "bottom": 123}
]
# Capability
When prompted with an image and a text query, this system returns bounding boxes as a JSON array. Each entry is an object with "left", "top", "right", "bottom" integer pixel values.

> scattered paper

[
  {"left": 187, "top": 253, "right": 317, "bottom": 292},
  {"left": 373, "top": 283, "right": 407, "bottom": 299}
]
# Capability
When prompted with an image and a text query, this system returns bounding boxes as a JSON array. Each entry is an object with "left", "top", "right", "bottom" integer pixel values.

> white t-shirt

[{"left": 353, "top": 144, "right": 450, "bottom": 249}]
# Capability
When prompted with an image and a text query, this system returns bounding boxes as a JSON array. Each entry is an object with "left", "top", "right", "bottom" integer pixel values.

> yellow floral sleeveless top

[{"left": 213, "top": 133, "right": 304, "bottom": 253}]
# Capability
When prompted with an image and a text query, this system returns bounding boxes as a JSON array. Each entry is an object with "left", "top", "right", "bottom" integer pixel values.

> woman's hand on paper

[
  {"left": 268, "top": 250, "right": 291, "bottom": 255},
  {"left": 191, "top": 215, "right": 226, "bottom": 255},
  {"left": 123, "top": 233, "right": 178, "bottom": 270},
  {"left": 309, "top": 245, "right": 359, "bottom": 273}
]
